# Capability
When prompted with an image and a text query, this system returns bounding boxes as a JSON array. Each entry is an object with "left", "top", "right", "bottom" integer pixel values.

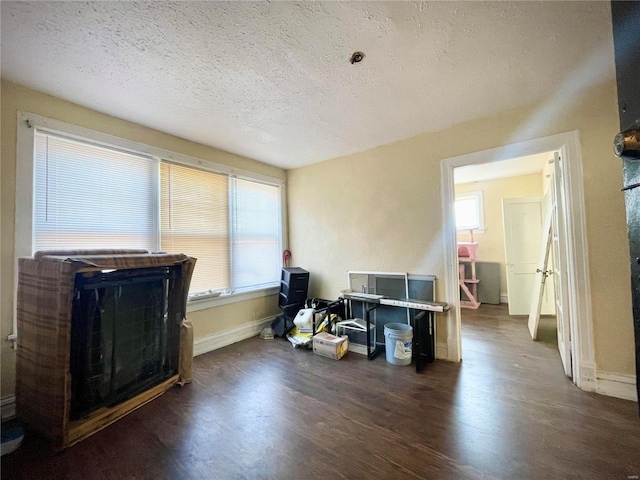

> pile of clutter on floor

[
  {"left": 285, "top": 306, "right": 341, "bottom": 348},
  {"left": 259, "top": 298, "right": 350, "bottom": 360}
]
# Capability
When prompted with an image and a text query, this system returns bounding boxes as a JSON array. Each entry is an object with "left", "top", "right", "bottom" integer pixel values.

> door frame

[
  {"left": 550, "top": 151, "right": 573, "bottom": 377},
  {"left": 440, "top": 131, "right": 596, "bottom": 391}
]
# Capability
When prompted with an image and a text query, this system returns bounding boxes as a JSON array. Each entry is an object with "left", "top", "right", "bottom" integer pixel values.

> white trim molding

[
  {"left": 187, "top": 287, "right": 279, "bottom": 313},
  {"left": 440, "top": 131, "right": 596, "bottom": 390},
  {"left": 579, "top": 361, "right": 597, "bottom": 389},
  {"left": 441, "top": 166, "right": 462, "bottom": 362},
  {"left": 435, "top": 342, "right": 448, "bottom": 360},
  {"left": 1, "top": 395, "right": 16, "bottom": 420},
  {"left": 596, "top": 371, "right": 638, "bottom": 402},
  {"left": 193, "top": 316, "right": 277, "bottom": 357},
  {"left": 560, "top": 132, "right": 596, "bottom": 392}
]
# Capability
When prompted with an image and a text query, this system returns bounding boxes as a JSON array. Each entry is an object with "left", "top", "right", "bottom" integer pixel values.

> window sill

[
  {"left": 186, "top": 286, "right": 279, "bottom": 313},
  {"left": 7, "top": 288, "right": 280, "bottom": 344},
  {"left": 456, "top": 228, "right": 486, "bottom": 234}
]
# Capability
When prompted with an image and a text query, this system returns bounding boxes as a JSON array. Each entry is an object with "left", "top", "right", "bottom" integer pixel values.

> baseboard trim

[
  {"left": 596, "top": 371, "right": 638, "bottom": 402},
  {"left": 1, "top": 395, "right": 16, "bottom": 420},
  {"left": 578, "top": 362, "right": 596, "bottom": 392},
  {"left": 500, "top": 293, "right": 508, "bottom": 304},
  {"left": 436, "top": 342, "right": 448, "bottom": 360},
  {"left": 194, "top": 316, "right": 277, "bottom": 357}
]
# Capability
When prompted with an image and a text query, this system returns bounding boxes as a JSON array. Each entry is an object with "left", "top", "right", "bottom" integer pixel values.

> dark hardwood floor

[{"left": 3, "top": 303, "right": 639, "bottom": 479}]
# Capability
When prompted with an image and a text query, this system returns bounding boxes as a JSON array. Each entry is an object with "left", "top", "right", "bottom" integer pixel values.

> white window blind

[
  {"left": 160, "top": 162, "right": 230, "bottom": 294},
  {"left": 29, "top": 120, "right": 283, "bottom": 299},
  {"left": 232, "top": 178, "right": 281, "bottom": 291},
  {"left": 33, "top": 131, "right": 156, "bottom": 252}
]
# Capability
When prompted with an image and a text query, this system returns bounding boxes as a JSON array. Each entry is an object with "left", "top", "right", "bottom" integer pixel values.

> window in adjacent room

[{"left": 454, "top": 191, "right": 485, "bottom": 231}]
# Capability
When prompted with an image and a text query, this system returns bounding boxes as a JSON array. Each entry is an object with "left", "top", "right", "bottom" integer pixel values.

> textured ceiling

[{"left": 1, "top": 1, "right": 615, "bottom": 169}]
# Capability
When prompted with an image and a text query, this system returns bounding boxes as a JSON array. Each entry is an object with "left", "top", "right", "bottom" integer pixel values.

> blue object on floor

[{"left": 1, "top": 426, "right": 24, "bottom": 456}]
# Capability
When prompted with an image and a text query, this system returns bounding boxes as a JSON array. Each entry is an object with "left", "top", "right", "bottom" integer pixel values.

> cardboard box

[{"left": 313, "top": 333, "right": 349, "bottom": 360}]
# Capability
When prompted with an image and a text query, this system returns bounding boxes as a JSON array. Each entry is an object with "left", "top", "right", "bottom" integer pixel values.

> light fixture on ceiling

[{"left": 349, "top": 51, "right": 365, "bottom": 64}]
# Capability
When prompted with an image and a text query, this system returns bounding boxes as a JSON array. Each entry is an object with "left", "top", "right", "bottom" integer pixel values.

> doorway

[
  {"left": 453, "top": 153, "right": 563, "bottom": 371},
  {"left": 440, "top": 132, "right": 596, "bottom": 391}
]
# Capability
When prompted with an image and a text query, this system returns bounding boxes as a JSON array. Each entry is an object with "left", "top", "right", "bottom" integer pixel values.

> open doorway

[
  {"left": 453, "top": 151, "right": 562, "bottom": 370},
  {"left": 440, "top": 132, "right": 596, "bottom": 392},
  {"left": 454, "top": 153, "right": 555, "bottom": 312}
]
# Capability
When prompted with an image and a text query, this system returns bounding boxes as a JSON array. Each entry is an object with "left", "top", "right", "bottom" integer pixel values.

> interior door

[
  {"left": 551, "top": 152, "right": 572, "bottom": 377},
  {"left": 527, "top": 198, "right": 553, "bottom": 339},
  {"left": 503, "top": 197, "right": 555, "bottom": 315}
]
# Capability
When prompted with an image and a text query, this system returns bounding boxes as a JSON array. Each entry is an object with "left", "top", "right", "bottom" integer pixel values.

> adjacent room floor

[{"left": 3, "top": 303, "right": 639, "bottom": 479}]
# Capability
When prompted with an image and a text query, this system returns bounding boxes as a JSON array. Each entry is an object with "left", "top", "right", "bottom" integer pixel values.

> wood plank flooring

[{"left": 3, "top": 303, "right": 639, "bottom": 479}]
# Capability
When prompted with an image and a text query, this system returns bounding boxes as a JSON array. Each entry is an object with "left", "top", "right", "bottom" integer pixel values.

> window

[
  {"left": 34, "top": 131, "right": 157, "bottom": 252},
  {"left": 21, "top": 114, "right": 284, "bottom": 299},
  {"left": 160, "top": 164, "right": 281, "bottom": 294},
  {"left": 231, "top": 178, "right": 281, "bottom": 291},
  {"left": 454, "top": 191, "right": 485, "bottom": 231}
]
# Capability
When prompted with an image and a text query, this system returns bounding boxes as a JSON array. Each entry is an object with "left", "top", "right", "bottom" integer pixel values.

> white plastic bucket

[{"left": 384, "top": 323, "right": 413, "bottom": 366}]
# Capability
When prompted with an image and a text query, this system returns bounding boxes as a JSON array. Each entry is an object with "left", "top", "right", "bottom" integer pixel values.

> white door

[
  {"left": 503, "top": 197, "right": 555, "bottom": 315},
  {"left": 551, "top": 152, "right": 572, "bottom": 377},
  {"left": 528, "top": 200, "right": 553, "bottom": 339}
]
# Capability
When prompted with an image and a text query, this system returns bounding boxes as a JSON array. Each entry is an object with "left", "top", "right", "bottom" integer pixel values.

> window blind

[
  {"left": 32, "top": 127, "right": 282, "bottom": 298},
  {"left": 232, "top": 178, "right": 281, "bottom": 291},
  {"left": 160, "top": 163, "right": 230, "bottom": 294},
  {"left": 33, "top": 131, "right": 156, "bottom": 252}
]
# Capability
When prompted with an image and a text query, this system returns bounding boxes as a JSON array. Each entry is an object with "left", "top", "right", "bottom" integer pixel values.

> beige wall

[
  {"left": 2, "top": 35, "right": 636, "bottom": 397},
  {"left": 288, "top": 79, "right": 634, "bottom": 376},
  {"left": 456, "top": 173, "right": 544, "bottom": 295},
  {"left": 0, "top": 80, "right": 285, "bottom": 398}
]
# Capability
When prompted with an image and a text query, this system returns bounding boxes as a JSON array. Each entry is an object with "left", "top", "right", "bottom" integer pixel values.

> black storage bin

[{"left": 278, "top": 267, "right": 309, "bottom": 308}]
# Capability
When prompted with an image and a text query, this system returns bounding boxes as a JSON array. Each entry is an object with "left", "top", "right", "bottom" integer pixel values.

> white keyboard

[
  {"left": 380, "top": 298, "right": 447, "bottom": 312},
  {"left": 344, "top": 292, "right": 384, "bottom": 300},
  {"left": 342, "top": 292, "right": 449, "bottom": 312}
]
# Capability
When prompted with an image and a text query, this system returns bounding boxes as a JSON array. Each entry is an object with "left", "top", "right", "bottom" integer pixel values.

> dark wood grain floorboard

[{"left": 3, "top": 304, "right": 639, "bottom": 479}]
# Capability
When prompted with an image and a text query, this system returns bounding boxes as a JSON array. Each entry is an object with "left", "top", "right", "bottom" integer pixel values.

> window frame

[
  {"left": 454, "top": 191, "right": 486, "bottom": 232},
  {"left": 14, "top": 111, "right": 285, "bottom": 323}
]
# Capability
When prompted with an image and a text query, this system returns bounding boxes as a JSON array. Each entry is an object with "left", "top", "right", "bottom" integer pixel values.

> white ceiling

[
  {"left": 454, "top": 151, "right": 554, "bottom": 185},
  {"left": 0, "top": 1, "right": 614, "bottom": 170}
]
